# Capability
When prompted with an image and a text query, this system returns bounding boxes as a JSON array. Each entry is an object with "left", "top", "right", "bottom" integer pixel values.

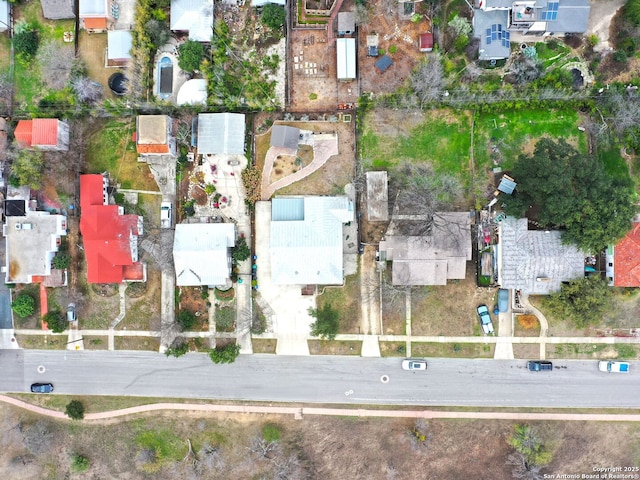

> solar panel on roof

[
  {"left": 492, "top": 24, "right": 496, "bottom": 32},
  {"left": 505, "top": 32, "right": 510, "bottom": 40},
  {"left": 548, "top": 1, "right": 558, "bottom": 10},
  {"left": 486, "top": 28, "right": 491, "bottom": 36},
  {"left": 498, "top": 24, "right": 502, "bottom": 31},
  {"left": 487, "top": 36, "right": 491, "bottom": 45},
  {"left": 492, "top": 32, "right": 496, "bottom": 40}
]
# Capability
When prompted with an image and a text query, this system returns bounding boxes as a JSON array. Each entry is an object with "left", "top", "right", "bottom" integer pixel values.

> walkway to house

[
  {"left": 260, "top": 135, "right": 339, "bottom": 200},
  {"left": 39, "top": 283, "right": 48, "bottom": 330}
]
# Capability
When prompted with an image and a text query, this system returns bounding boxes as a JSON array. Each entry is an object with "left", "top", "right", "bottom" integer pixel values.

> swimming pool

[{"left": 158, "top": 55, "right": 173, "bottom": 99}]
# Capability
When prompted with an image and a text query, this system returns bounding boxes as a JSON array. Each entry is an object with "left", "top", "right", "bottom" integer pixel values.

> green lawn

[
  {"left": 317, "top": 271, "right": 361, "bottom": 334},
  {"left": 13, "top": 0, "right": 75, "bottom": 105},
  {"left": 85, "top": 119, "right": 159, "bottom": 191},
  {"left": 473, "top": 108, "right": 585, "bottom": 172}
]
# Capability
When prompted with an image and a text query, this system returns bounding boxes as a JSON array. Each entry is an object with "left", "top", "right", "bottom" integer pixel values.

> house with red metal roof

[
  {"left": 606, "top": 222, "right": 640, "bottom": 287},
  {"left": 14, "top": 119, "right": 69, "bottom": 151},
  {"left": 136, "top": 115, "right": 176, "bottom": 155},
  {"left": 80, "top": 174, "right": 145, "bottom": 284},
  {"left": 419, "top": 33, "right": 433, "bottom": 52}
]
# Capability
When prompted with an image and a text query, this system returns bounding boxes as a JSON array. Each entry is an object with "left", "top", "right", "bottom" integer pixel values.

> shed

[
  {"left": 107, "top": 31, "right": 132, "bottom": 66},
  {"left": 419, "top": 32, "right": 433, "bottom": 52},
  {"left": 336, "top": 38, "right": 356, "bottom": 80},
  {"left": 367, "top": 34, "right": 379, "bottom": 57},
  {"left": 337, "top": 11, "right": 355, "bottom": 35},
  {"left": 375, "top": 55, "right": 393, "bottom": 73},
  {"left": 497, "top": 174, "right": 517, "bottom": 195},
  {"left": 270, "top": 125, "right": 300, "bottom": 150}
]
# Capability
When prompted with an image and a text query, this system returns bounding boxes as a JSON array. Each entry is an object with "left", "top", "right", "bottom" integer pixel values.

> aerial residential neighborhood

[{"left": 0, "top": 0, "right": 637, "bottom": 477}]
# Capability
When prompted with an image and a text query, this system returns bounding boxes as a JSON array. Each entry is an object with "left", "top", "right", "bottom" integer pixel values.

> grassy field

[
  {"left": 114, "top": 336, "right": 160, "bottom": 351},
  {"left": 412, "top": 342, "right": 495, "bottom": 358},
  {"left": 12, "top": 0, "right": 75, "bottom": 105},
  {"left": 83, "top": 336, "right": 108, "bottom": 350},
  {"left": 316, "top": 272, "right": 361, "bottom": 334},
  {"left": 85, "top": 118, "right": 160, "bottom": 191},
  {"left": 473, "top": 108, "right": 586, "bottom": 173},
  {"left": 15, "top": 335, "right": 66, "bottom": 350},
  {"left": 379, "top": 341, "right": 407, "bottom": 357},
  {"left": 308, "top": 340, "right": 362, "bottom": 355}
]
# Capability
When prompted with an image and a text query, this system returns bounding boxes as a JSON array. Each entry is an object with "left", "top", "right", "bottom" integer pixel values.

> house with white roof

[
  {"left": 173, "top": 223, "right": 236, "bottom": 287},
  {"left": 269, "top": 196, "right": 354, "bottom": 285},
  {"left": 197, "top": 113, "right": 246, "bottom": 156},
  {"left": 171, "top": 0, "right": 214, "bottom": 42}
]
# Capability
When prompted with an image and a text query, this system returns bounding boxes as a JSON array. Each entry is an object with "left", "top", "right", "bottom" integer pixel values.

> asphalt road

[{"left": 1, "top": 351, "right": 638, "bottom": 408}]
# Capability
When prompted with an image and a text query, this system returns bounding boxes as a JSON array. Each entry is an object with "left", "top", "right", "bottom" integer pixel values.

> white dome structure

[{"left": 176, "top": 79, "right": 207, "bottom": 106}]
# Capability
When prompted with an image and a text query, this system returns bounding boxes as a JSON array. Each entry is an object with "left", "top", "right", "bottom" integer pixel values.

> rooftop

[{"left": 197, "top": 113, "right": 246, "bottom": 155}]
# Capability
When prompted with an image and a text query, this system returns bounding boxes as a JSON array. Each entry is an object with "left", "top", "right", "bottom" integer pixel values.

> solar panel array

[
  {"left": 542, "top": 1, "right": 559, "bottom": 21},
  {"left": 485, "top": 24, "right": 510, "bottom": 48}
]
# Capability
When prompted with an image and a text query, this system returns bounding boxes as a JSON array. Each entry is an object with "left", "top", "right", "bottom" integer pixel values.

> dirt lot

[
  {"left": 357, "top": 0, "right": 431, "bottom": 95},
  {"left": 0, "top": 404, "right": 637, "bottom": 479}
]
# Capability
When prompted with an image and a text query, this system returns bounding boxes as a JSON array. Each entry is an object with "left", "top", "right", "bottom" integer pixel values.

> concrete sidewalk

[{"left": 2, "top": 394, "right": 640, "bottom": 423}]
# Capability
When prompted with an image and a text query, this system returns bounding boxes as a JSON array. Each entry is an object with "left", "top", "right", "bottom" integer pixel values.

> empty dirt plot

[
  {"left": 289, "top": 27, "right": 341, "bottom": 111},
  {"left": 357, "top": 0, "right": 431, "bottom": 94},
  {"left": 78, "top": 31, "right": 117, "bottom": 99}
]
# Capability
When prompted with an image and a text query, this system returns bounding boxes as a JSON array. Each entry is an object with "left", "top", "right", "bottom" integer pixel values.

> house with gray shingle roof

[
  {"left": 379, "top": 212, "right": 472, "bottom": 286},
  {"left": 270, "top": 196, "right": 354, "bottom": 285},
  {"left": 473, "top": 0, "right": 590, "bottom": 60},
  {"left": 498, "top": 217, "right": 585, "bottom": 294},
  {"left": 41, "top": 0, "right": 75, "bottom": 19}
]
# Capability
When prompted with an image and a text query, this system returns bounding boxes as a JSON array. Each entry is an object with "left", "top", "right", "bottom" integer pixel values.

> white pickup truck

[{"left": 160, "top": 201, "right": 172, "bottom": 228}]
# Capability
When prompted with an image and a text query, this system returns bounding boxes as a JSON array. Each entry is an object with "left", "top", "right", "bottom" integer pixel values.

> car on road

[
  {"left": 30, "top": 383, "right": 54, "bottom": 393},
  {"left": 476, "top": 305, "right": 494, "bottom": 334},
  {"left": 598, "top": 361, "right": 630, "bottom": 373},
  {"left": 527, "top": 360, "right": 553, "bottom": 372},
  {"left": 497, "top": 289, "right": 509, "bottom": 313},
  {"left": 402, "top": 359, "right": 428, "bottom": 371},
  {"left": 66, "top": 303, "right": 76, "bottom": 322}
]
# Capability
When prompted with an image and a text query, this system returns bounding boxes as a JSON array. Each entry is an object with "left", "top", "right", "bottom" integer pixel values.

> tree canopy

[
  {"left": 177, "top": 39, "right": 205, "bottom": 73},
  {"left": 308, "top": 303, "right": 339, "bottom": 340},
  {"left": 544, "top": 276, "right": 612, "bottom": 328},
  {"left": 504, "top": 138, "right": 637, "bottom": 252},
  {"left": 9, "top": 149, "right": 44, "bottom": 190},
  {"left": 261, "top": 4, "right": 285, "bottom": 31},
  {"left": 11, "top": 293, "right": 35, "bottom": 318},
  {"left": 65, "top": 400, "right": 85, "bottom": 420},
  {"left": 44, "top": 309, "right": 67, "bottom": 333}
]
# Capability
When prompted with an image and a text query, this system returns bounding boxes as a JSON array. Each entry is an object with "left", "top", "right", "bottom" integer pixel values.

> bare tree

[
  {"left": 248, "top": 437, "right": 280, "bottom": 459},
  {"left": 506, "top": 452, "right": 543, "bottom": 480},
  {"left": 598, "top": 89, "right": 640, "bottom": 140},
  {"left": 71, "top": 76, "right": 103, "bottom": 104},
  {"left": 354, "top": 3, "right": 369, "bottom": 25},
  {"left": 411, "top": 53, "right": 444, "bottom": 108},
  {"left": 507, "top": 56, "right": 543, "bottom": 85},
  {"left": 37, "top": 40, "right": 78, "bottom": 90}
]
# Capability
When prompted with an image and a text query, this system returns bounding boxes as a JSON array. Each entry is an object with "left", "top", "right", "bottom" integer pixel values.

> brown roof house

[
  {"left": 135, "top": 115, "right": 176, "bottom": 155},
  {"left": 379, "top": 212, "right": 472, "bottom": 286},
  {"left": 498, "top": 217, "right": 585, "bottom": 295}
]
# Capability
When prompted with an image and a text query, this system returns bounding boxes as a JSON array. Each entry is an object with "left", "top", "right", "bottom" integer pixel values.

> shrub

[
  {"left": 389, "top": 45, "right": 398, "bottom": 54},
  {"left": 177, "top": 310, "right": 197, "bottom": 330},
  {"left": 208, "top": 343, "right": 240, "bottom": 364},
  {"left": 262, "top": 423, "right": 281, "bottom": 442},
  {"left": 454, "top": 35, "right": 469, "bottom": 54},
  {"left": 165, "top": 341, "right": 189, "bottom": 357},
  {"left": 204, "top": 183, "right": 216, "bottom": 195},
  {"left": 215, "top": 307, "right": 235, "bottom": 330},
  {"left": 14, "top": 29, "right": 39, "bottom": 58},
  {"left": 65, "top": 400, "right": 85, "bottom": 420},
  {"left": 11, "top": 293, "right": 35, "bottom": 318},
  {"left": 308, "top": 303, "right": 339, "bottom": 340},
  {"left": 44, "top": 309, "right": 67, "bottom": 333},
  {"left": 52, "top": 252, "right": 71, "bottom": 270},
  {"left": 588, "top": 34, "right": 599, "bottom": 47},
  {"left": 261, "top": 4, "right": 285, "bottom": 30},
  {"left": 232, "top": 236, "right": 250, "bottom": 263},
  {"left": 178, "top": 39, "right": 205, "bottom": 72},
  {"left": 182, "top": 199, "right": 196, "bottom": 217},
  {"left": 614, "top": 50, "right": 628, "bottom": 63},
  {"left": 309, "top": 92, "right": 318, "bottom": 100},
  {"left": 71, "top": 454, "right": 90, "bottom": 473}
]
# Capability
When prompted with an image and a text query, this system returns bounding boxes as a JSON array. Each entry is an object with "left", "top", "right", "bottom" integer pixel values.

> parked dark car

[
  {"left": 527, "top": 361, "right": 553, "bottom": 372},
  {"left": 30, "top": 383, "right": 54, "bottom": 393}
]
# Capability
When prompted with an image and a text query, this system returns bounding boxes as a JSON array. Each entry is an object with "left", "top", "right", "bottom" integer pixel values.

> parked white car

[
  {"left": 160, "top": 201, "right": 172, "bottom": 228},
  {"left": 598, "top": 361, "right": 630, "bottom": 373}
]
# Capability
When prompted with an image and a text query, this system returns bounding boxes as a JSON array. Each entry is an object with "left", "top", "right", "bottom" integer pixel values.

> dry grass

[
  {"left": 411, "top": 342, "right": 495, "bottom": 358},
  {"left": 117, "top": 264, "right": 162, "bottom": 331},
  {"left": 114, "top": 336, "right": 160, "bottom": 351},
  {"left": 83, "top": 336, "right": 108, "bottom": 350},
  {"left": 77, "top": 31, "right": 117, "bottom": 99},
  {"left": 380, "top": 341, "right": 407, "bottom": 357},
  {"left": 382, "top": 295, "right": 406, "bottom": 335},
  {"left": 15, "top": 335, "right": 66, "bottom": 350},
  {"left": 317, "top": 272, "right": 361, "bottom": 334},
  {"left": 252, "top": 338, "right": 277, "bottom": 354},
  {"left": 514, "top": 315, "right": 541, "bottom": 337},
  {"left": 308, "top": 340, "right": 362, "bottom": 355},
  {"left": 512, "top": 344, "right": 541, "bottom": 360},
  {"left": 411, "top": 264, "right": 496, "bottom": 336}
]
